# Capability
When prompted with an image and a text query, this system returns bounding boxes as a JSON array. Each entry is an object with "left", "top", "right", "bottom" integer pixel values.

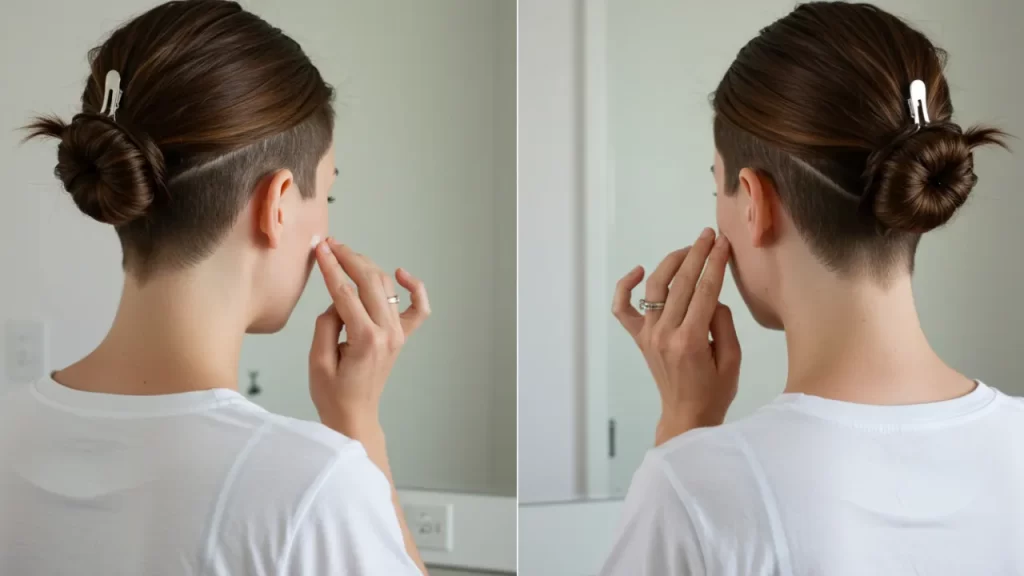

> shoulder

[
  {"left": 625, "top": 420, "right": 783, "bottom": 573},
  {"left": 652, "top": 413, "right": 780, "bottom": 492},
  {"left": 208, "top": 406, "right": 417, "bottom": 572},
  {"left": 991, "top": 385, "right": 1024, "bottom": 411},
  {"left": 647, "top": 422, "right": 769, "bottom": 522},
  {"left": 207, "top": 401, "right": 372, "bottom": 496},
  {"left": 218, "top": 405, "right": 376, "bottom": 507},
  {"left": 602, "top": 421, "right": 780, "bottom": 576},
  {"left": 249, "top": 409, "right": 369, "bottom": 467}
]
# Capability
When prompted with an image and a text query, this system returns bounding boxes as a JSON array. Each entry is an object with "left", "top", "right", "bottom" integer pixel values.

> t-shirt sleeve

[
  {"left": 599, "top": 451, "right": 707, "bottom": 576},
  {"left": 279, "top": 451, "right": 421, "bottom": 575}
]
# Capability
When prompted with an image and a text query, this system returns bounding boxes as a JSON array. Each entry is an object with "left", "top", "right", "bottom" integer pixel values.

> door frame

[{"left": 582, "top": 0, "right": 613, "bottom": 499}]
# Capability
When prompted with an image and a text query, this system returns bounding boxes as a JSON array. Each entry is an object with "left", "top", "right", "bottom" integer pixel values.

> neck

[
  {"left": 55, "top": 259, "right": 251, "bottom": 396},
  {"left": 780, "top": 269, "right": 972, "bottom": 405}
]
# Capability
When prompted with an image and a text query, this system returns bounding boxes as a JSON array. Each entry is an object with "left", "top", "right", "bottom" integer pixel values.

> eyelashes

[{"left": 328, "top": 168, "right": 339, "bottom": 203}]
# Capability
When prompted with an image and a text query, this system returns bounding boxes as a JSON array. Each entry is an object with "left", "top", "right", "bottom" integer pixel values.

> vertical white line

[{"left": 582, "top": 0, "right": 611, "bottom": 499}]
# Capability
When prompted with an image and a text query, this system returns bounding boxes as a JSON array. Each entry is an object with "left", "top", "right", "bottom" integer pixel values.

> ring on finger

[
  {"left": 637, "top": 298, "right": 666, "bottom": 313},
  {"left": 387, "top": 295, "right": 400, "bottom": 305}
]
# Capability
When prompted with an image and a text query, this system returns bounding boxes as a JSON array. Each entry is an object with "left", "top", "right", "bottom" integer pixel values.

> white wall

[
  {"left": 1, "top": 0, "right": 516, "bottom": 498},
  {"left": 517, "top": 0, "right": 585, "bottom": 504},
  {"left": 1, "top": 0, "right": 141, "bottom": 394}
]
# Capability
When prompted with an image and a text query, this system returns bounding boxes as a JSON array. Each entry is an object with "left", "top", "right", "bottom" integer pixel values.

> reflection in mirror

[{"left": 239, "top": 0, "right": 517, "bottom": 499}]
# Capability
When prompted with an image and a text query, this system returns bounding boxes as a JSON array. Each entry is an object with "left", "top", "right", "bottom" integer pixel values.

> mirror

[{"left": 587, "top": 0, "right": 1023, "bottom": 499}]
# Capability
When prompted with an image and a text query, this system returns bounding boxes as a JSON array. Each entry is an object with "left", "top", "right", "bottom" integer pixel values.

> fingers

[
  {"left": 396, "top": 267, "right": 431, "bottom": 336},
  {"left": 323, "top": 239, "right": 392, "bottom": 326},
  {"left": 376, "top": 266, "right": 403, "bottom": 333},
  {"left": 310, "top": 304, "right": 343, "bottom": 370},
  {"left": 659, "top": 228, "right": 718, "bottom": 329},
  {"left": 612, "top": 265, "right": 645, "bottom": 338},
  {"left": 709, "top": 303, "right": 741, "bottom": 373},
  {"left": 643, "top": 247, "right": 691, "bottom": 327},
  {"left": 680, "top": 233, "right": 731, "bottom": 334},
  {"left": 314, "top": 242, "right": 375, "bottom": 337}
]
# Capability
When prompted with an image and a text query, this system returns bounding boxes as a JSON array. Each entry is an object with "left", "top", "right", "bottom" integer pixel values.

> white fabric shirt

[
  {"left": 0, "top": 377, "right": 420, "bottom": 576},
  {"left": 601, "top": 381, "right": 1024, "bottom": 576}
]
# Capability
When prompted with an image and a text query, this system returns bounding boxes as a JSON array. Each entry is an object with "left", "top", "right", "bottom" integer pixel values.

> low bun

[
  {"left": 865, "top": 122, "right": 1007, "bottom": 233},
  {"left": 24, "top": 113, "right": 167, "bottom": 227}
]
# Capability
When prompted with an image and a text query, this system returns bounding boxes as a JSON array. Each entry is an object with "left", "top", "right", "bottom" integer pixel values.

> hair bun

[
  {"left": 26, "top": 113, "right": 166, "bottom": 227},
  {"left": 865, "top": 123, "right": 1005, "bottom": 233}
]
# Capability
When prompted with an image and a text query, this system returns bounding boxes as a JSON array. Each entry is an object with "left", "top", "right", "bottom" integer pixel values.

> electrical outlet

[
  {"left": 5, "top": 320, "right": 47, "bottom": 384},
  {"left": 404, "top": 503, "right": 453, "bottom": 551}
]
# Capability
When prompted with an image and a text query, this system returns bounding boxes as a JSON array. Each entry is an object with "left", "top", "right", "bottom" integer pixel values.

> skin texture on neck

[
  {"left": 54, "top": 241, "right": 255, "bottom": 396},
  {"left": 719, "top": 160, "right": 976, "bottom": 408},
  {"left": 778, "top": 256, "right": 975, "bottom": 405}
]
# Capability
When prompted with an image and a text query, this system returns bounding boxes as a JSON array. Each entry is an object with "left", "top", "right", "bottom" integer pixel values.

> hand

[
  {"left": 309, "top": 238, "right": 431, "bottom": 437},
  {"left": 612, "top": 228, "right": 741, "bottom": 446}
]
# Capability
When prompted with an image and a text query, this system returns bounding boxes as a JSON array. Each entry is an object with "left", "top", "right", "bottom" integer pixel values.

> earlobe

[
  {"left": 258, "top": 169, "right": 294, "bottom": 249},
  {"left": 739, "top": 168, "right": 775, "bottom": 248}
]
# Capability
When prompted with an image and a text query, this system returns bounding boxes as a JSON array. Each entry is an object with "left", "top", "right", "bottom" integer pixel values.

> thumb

[
  {"left": 310, "top": 304, "right": 343, "bottom": 372},
  {"left": 710, "top": 304, "right": 741, "bottom": 374}
]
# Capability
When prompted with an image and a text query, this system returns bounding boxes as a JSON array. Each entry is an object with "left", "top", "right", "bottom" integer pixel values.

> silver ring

[
  {"left": 387, "top": 295, "right": 400, "bottom": 305},
  {"left": 637, "top": 298, "right": 665, "bottom": 313}
]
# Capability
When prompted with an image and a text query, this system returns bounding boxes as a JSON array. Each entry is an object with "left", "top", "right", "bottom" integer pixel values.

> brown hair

[
  {"left": 713, "top": 2, "right": 1007, "bottom": 278},
  {"left": 24, "top": 0, "right": 334, "bottom": 280}
]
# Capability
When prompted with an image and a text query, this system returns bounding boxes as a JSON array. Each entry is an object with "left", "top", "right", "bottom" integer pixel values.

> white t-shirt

[
  {"left": 0, "top": 377, "right": 421, "bottom": 575},
  {"left": 601, "top": 381, "right": 1024, "bottom": 576}
]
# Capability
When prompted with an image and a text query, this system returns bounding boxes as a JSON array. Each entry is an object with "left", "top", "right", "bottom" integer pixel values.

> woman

[
  {"left": 1, "top": 1, "right": 428, "bottom": 574},
  {"left": 602, "top": 3, "right": 1021, "bottom": 575}
]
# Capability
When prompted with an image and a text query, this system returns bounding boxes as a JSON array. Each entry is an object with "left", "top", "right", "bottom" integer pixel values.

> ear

[
  {"left": 737, "top": 167, "right": 778, "bottom": 248},
  {"left": 256, "top": 169, "right": 295, "bottom": 249}
]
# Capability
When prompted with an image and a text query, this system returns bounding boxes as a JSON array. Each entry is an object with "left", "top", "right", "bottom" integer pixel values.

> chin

[
  {"left": 246, "top": 311, "right": 292, "bottom": 334},
  {"left": 749, "top": 304, "right": 784, "bottom": 331},
  {"left": 736, "top": 284, "right": 784, "bottom": 331}
]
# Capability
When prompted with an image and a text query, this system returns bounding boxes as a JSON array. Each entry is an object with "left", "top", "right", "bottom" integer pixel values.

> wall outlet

[
  {"left": 404, "top": 503, "right": 453, "bottom": 551},
  {"left": 5, "top": 320, "right": 47, "bottom": 384}
]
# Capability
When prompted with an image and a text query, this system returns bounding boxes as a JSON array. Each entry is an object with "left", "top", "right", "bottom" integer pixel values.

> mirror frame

[{"left": 583, "top": 0, "right": 613, "bottom": 499}]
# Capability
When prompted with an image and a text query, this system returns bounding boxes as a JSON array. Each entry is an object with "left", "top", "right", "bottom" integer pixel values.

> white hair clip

[
  {"left": 98, "top": 70, "right": 123, "bottom": 119},
  {"left": 907, "top": 79, "right": 930, "bottom": 128}
]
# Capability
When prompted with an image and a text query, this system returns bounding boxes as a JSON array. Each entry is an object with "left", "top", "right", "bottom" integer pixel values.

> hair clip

[
  {"left": 98, "top": 70, "right": 123, "bottom": 119},
  {"left": 907, "top": 79, "right": 930, "bottom": 128}
]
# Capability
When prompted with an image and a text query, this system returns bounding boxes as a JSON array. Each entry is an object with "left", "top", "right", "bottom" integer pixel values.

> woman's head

[
  {"left": 25, "top": 0, "right": 335, "bottom": 332},
  {"left": 711, "top": 2, "right": 1007, "bottom": 328}
]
